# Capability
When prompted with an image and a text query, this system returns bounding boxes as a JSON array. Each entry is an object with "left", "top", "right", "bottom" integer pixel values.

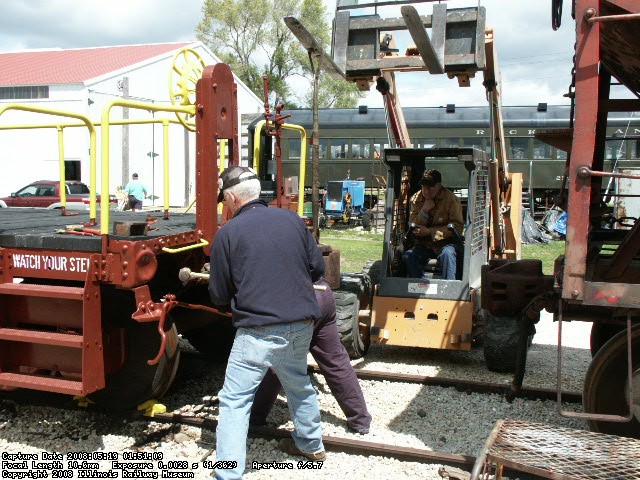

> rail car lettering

[{"left": 12, "top": 254, "right": 89, "bottom": 273}]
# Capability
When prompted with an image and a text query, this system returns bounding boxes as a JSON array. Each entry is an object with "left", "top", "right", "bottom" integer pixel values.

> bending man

[{"left": 250, "top": 278, "right": 372, "bottom": 434}]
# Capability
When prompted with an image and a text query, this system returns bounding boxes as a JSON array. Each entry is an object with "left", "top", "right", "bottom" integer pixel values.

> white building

[{"left": 0, "top": 42, "right": 263, "bottom": 206}]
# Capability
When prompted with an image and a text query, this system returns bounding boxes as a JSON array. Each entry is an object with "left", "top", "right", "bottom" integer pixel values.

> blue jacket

[{"left": 209, "top": 199, "right": 324, "bottom": 328}]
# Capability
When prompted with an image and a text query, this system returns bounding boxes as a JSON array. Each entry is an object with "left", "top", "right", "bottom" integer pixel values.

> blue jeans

[
  {"left": 215, "top": 321, "right": 323, "bottom": 480},
  {"left": 403, "top": 243, "right": 457, "bottom": 280}
]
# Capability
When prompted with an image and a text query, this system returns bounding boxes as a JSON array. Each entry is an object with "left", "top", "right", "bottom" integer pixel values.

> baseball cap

[
  {"left": 217, "top": 166, "right": 259, "bottom": 202},
  {"left": 420, "top": 169, "right": 442, "bottom": 187}
]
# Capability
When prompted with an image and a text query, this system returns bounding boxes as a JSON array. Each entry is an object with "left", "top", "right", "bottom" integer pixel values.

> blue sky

[{"left": 0, "top": 1, "right": 602, "bottom": 108}]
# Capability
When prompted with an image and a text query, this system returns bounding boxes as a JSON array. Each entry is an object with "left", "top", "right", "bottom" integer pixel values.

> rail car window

[
  {"left": 314, "top": 139, "right": 328, "bottom": 159},
  {"left": 461, "top": 137, "right": 484, "bottom": 150},
  {"left": 330, "top": 139, "right": 349, "bottom": 159},
  {"left": 441, "top": 138, "right": 460, "bottom": 148},
  {"left": 631, "top": 139, "right": 640, "bottom": 159},
  {"left": 605, "top": 140, "right": 625, "bottom": 160},
  {"left": 417, "top": 138, "right": 437, "bottom": 149},
  {"left": 351, "top": 139, "right": 371, "bottom": 158},
  {"left": 289, "top": 138, "right": 301, "bottom": 158},
  {"left": 532, "top": 139, "right": 552, "bottom": 159},
  {"left": 374, "top": 139, "right": 389, "bottom": 158},
  {"left": 507, "top": 137, "right": 529, "bottom": 159},
  {"left": 556, "top": 148, "right": 568, "bottom": 160}
]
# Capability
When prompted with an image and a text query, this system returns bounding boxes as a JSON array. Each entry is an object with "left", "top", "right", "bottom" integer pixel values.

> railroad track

[{"left": 308, "top": 365, "right": 583, "bottom": 404}]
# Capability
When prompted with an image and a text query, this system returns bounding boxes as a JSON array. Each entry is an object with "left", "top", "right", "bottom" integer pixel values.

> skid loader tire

[
  {"left": 483, "top": 312, "right": 522, "bottom": 373},
  {"left": 363, "top": 260, "right": 382, "bottom": 287},
  {"left": 334, "top": 290, "right": 369, "bottom": 359}
]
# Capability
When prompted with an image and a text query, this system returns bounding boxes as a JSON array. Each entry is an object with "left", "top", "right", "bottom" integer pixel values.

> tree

[{"left": 196, "top": 0, "right": 363, "bottom": 108}]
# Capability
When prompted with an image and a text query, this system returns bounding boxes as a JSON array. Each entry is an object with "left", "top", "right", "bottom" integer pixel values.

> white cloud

[{"left": 0, "top": 0, "right": 588, "bottom": 108}]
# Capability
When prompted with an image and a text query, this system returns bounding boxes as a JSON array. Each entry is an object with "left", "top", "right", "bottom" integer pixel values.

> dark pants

[
  {"left": 250, "top": 281, "right": 371, "bottom": 432},
  {"left": 128, "top": 195, "right": 142, "bottom": 210},
  {"left": 403, "top": 243, "right": 457, "bottom": 280}
]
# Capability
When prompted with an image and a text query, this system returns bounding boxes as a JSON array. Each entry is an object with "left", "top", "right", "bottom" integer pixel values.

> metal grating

[
  {"left": 482, "top": 419, "right": 640, "bottom": 480},
  {"left": 470, "top": 166, "right": 487, "bottom": 255}
]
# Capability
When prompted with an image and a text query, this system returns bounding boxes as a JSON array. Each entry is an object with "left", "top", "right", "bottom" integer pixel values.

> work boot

[{"left": 278, "top": 438, "right": 326, "bottom": 461}]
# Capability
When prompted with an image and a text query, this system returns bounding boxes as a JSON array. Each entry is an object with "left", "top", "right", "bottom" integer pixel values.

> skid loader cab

[{"left": 369, "top": 147, "right": 490, "bottom": 350}]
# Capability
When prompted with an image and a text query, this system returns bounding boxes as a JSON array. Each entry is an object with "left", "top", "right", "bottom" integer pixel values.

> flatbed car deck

[{"left": 0, "top": 208, "right": 198, "bottom": 251}]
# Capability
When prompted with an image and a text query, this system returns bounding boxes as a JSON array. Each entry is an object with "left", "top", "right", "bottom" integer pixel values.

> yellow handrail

[
  {"left": 101, "top": 99, "right": 193, "bottom": 234},
  {"left": 0, "top": 104, "right": 97, "bottom": 221},
  {"left": 162, "top": 119, "right": 170, "bottom": 216},
  {"left": 0, "top": 118, "right": 183, "bottom": 130},
  {"left": 161, "top": 238, "right": 209, "bottom": 253},
  {"left": 252, "top": 120, "right": 307, "bottom": 217},
  {"left": 252, "top": 120, "right": 266, "bottom": 173},
  {"left": 283, "top": 124, "right": 307, "bottom": 218},
  {"left": 57, "top": 126, "right": 66, "bottom": 207}
]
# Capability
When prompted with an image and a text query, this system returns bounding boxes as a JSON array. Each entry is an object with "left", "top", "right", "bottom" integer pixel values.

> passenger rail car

[{"left": 249, "top": 105, "right": 640, "bottom": 208}]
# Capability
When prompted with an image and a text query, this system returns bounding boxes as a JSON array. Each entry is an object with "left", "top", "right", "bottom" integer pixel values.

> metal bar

[
  {"left": 0, "top": 118, "right": 182, "bottom": 130},
  {"left": 470, "top": 419, "right": 504, "bottom": 480},
  {"left": 604, "top": 219, "right": 640, "bottom": 280},
  {"left": 401, "top": 5, "right": 444, "bottom": 74},
  {"left": 308, "top": 365, "right": 582, "bottom": 403},
  {"left": 100, "top": 99, "right": 194, "bottom": 235},
  {"left": 577, "top": 166, "right": 640, "bottom": 180},
  {"left": 161, "top": 238, "right": 209, "bottom": 254},
  {"left": 558, "top": 304, "right": 634, "bottom": 422},
  {"left": 588, "top": 13, "right": 640, "bottom": 22},
  {"left": 153, "top": 413, "right": 476, "bottom": 467},
  {"left": 162, "top": 119, "right": 170, "bottom": 220},
  {"left": 0, "top": 103, "right": 97, "bottom": 224},
  {"left": 337, "top": 0, "right": 445, "bottom": 11},
  {"left": 283, "top": 16, "right": 345, "bottom": 79},
  {"left": 562, "top": 0, "right": 601, "bottom": 301},
  {"left": 57, "top": 126, "right": 67, "bottom": 214}
]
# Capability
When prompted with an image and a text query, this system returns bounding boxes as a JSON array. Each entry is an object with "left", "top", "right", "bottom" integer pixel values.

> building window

[{"left": 0, "top": 86, "right": 49, "bottom": 100}]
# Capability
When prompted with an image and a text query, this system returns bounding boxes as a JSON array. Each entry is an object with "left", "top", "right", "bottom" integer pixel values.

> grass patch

[
  {"left": 321, "top": 227, "right": 565, "bottom": 275},
  {"left": 522, "top": 241, "right": 565, "bottom": 275},
  {"left": 320, "top": 229, "right": 384, "bottom": 272}
]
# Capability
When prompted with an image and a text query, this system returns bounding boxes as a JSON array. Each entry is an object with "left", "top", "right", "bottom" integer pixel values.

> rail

[
  {"left": 100, "top": 100, "right": 193, "bottom": 234},
  {"left": 0, "top": 104, "right": 97, "bottom": 222},
  {"left": 253, "top": 119, "right": 308, "bottom": 217}
]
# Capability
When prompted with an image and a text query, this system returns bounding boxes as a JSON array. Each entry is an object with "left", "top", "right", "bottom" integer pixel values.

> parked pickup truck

[{"left": 0, "top": 180, "right": 114, "bottom": 210}]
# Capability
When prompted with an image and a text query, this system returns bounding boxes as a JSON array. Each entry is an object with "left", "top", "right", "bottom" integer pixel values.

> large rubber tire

[
  {"left": 334, "top": 290, "right": 369, "bottom": 359},
  {"left": 89, "top": 321, "right": 180, "bottom": 410},
  {"left": 583, "top": 325, "right": 640, "bottom": 438},
  {"left": 363, "top": 260, "right": 382, "bottom": 287},
  {"left": 183, "top": 317, "right": 236, "bottom": 360},
  {"left": 483, "top": 312, "right": 522, "bottom": 373}
]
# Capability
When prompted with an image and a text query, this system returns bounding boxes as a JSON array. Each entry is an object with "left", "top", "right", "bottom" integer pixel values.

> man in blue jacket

[{"left": 209, "top": 166, "right": 325, "bottom": 480}]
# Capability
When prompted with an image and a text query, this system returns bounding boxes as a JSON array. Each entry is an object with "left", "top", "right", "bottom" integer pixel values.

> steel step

[
  {"left": 0, "top": 372, "right": 84, "bottom": 395},
  {"left": 0, "top": 327, "right": 83, "bottom": 348},
  {"left": 0, "top": 283, "right": 84, "bottom": 300}
]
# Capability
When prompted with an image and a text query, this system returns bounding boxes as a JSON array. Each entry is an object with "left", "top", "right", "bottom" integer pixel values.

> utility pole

[{"left": 309, "top": 52, "right": 322, "bottom": 240}]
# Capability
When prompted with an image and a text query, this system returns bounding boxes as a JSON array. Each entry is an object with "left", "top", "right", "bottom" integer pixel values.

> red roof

[{"left": 0, "top": 42, "right": 194, "bottom": 86}]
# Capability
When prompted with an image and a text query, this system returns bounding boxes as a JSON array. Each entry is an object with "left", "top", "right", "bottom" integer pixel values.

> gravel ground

[{"left": 0, "top": 312, "right": 593, "bottom": 479}]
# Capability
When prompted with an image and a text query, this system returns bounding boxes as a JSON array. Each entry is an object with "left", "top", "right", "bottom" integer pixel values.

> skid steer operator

[{"left": 403, "top": 169, "right": 464, "bottom": 280}]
